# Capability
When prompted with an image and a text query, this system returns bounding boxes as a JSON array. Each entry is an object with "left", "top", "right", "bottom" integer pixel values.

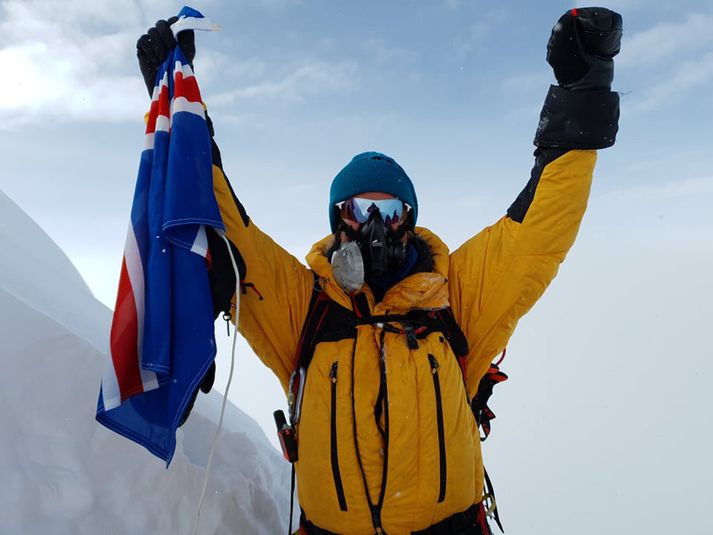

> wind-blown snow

[{"left": 0, "top": 189, "right": 291, "bottom": 534}]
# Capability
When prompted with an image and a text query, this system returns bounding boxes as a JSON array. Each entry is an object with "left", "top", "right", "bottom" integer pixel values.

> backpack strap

[
  {"left": 434, "top": 308, "right": 469, "bottom": 358},
  {"left": 287, "top": 273, "right": 330, "bottom": 424},
  {"left": 287, "top": 273, "right": 357, "bottom": 424},
  {"left": 295, "top": 274, "right": 332, "bottom": 369}
]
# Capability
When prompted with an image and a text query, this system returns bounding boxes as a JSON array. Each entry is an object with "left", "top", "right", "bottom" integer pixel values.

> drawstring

[{"left": 192, "top": 232, "right": 241, "bottom": 535}]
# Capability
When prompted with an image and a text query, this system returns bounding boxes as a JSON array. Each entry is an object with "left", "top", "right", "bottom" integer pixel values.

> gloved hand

[
  {"left": 546, "top": 7, "right": 622, "bottom": 91},
  {"left": 136, "top": 16, "right": 196, "bottom": 96}
]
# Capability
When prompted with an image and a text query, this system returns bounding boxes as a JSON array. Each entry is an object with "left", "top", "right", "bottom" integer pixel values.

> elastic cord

[{"left": 192, "top": 232, "right": 241, "bottom": 535}]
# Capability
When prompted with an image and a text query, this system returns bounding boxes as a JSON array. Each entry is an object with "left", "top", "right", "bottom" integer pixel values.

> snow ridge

[{"left": 0, "top": 190, "right": 290, "bottom": 534}]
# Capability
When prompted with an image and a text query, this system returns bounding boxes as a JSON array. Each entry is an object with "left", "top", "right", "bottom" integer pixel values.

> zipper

[
  {"left": 428, "top": 354, "right": 447, "bottom": 503},
  {"left": 330, "top": 361, "right": 348, "bottom": 511},
  {"left": 372, "top": 330, "right": 390, "bottom": 533}
]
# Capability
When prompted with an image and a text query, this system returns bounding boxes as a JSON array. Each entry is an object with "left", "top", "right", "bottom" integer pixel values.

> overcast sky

[
  {"left": 2, "top": 0, "right": 712, "bottom": 300},
  {"left": 2, "top": 1, "right": 712, "bottom": 533}
]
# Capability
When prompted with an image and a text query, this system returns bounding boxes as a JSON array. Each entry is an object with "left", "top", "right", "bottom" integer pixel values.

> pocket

[
  {"left": 428, "top": 354, "right": 447, "bottom": 503},
  {"left": 329, "top": 361, "right": 348, "bottom": 511}
]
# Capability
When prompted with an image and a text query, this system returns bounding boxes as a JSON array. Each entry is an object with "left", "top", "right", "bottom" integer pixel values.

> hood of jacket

[{"left": 305, "top": 226, "right": 451, "bottom": 315}]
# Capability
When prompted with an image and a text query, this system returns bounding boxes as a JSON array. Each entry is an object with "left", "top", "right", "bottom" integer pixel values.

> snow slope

[{"left": 0, "top": 189, "right": 291, "bottom": 534}]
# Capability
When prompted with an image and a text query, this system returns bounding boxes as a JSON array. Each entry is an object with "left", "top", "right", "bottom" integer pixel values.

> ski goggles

[{"left": 340, "top": 197, "right": 406, "bottom": 225}]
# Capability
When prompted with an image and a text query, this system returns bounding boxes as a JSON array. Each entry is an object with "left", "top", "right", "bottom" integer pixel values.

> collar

[{"left": 306, "top": 227, "right": 451, "bottom": 314}]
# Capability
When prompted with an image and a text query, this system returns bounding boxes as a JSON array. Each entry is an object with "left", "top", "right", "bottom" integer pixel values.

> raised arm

[{"left": 449, "top": 8, "right": 622, "bottom": 396}]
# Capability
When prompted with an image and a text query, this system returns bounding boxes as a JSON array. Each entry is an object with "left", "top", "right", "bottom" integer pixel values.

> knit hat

[{"left": 329, "top": 152, "right": 418, "bottom": 233}]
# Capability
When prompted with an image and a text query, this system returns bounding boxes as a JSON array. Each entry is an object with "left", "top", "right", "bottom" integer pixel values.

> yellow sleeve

[
  {"left": 212, "top": 164, "right": 314, "bottom": 391},
  {"left": 449, "top": 149, "right": 596, "bottom": 396}
]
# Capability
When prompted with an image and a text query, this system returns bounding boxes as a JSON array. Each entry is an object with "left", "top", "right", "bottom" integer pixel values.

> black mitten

[
  {"left": 136, "top": 16, "right": 196, "bottom": 96},
  {"left": 546, "top": 7, "right": 622, "bottom": 91},
  {"left": 178, "top": 361, "right": 216, "bottom": 427}
]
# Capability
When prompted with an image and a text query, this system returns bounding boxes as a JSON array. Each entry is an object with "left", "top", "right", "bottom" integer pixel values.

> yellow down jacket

[{"left": 208, "top": 147, "right": 598, "bottom": 534}]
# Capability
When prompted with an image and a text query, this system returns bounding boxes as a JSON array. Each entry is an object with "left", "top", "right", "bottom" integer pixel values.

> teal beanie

[{"left": 329, "top": 152, "right": 418, "bottom": 233}]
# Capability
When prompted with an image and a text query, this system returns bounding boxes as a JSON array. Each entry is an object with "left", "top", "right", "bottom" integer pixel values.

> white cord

[{"left": 193, "top": 232, "right": 241, "bottom": 535}]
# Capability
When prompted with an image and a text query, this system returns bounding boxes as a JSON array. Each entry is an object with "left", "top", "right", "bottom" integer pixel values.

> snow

[{"left": 0, "top": 190, "right": 292, "bottom": 534}]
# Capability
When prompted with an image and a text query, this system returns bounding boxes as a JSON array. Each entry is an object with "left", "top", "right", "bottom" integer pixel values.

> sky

[{"left": 1, "top": 0, "right": 712, "bottom": 533}]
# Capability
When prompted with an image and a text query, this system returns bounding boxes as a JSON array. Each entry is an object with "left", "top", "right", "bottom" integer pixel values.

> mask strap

[{"left": 337, "top": 220, "right": 359, "bottom": 242}]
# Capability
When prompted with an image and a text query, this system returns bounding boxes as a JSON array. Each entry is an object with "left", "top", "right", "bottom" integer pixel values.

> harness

[{"left": 277, "top": 274, "right": 507, "bottom": 534}]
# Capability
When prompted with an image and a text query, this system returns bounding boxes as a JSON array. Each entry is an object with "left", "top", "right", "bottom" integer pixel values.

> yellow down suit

[{"left": 205, "top": 85, "right": 619, "bottom": 534}]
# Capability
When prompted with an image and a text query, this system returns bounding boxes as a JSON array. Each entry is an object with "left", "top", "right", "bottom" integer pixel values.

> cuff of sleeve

[{"left": 534, "top": 85, "right": 620, "bottom": 150}]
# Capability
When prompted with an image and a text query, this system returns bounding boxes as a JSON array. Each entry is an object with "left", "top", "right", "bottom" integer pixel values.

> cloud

[
  {"left": 597, "top": 175, "right": 713, "bottom": 201},
  {"left": 208, "top": 59, "right": 359, "bottom": 105},
  {"left": 500, "top": 72, "right": 551, "bottom": 93},
  {"left": 0, "top": 0, "right": 325, "bottom": 127},
  {"left": 240, "top": 0, "right": 303, "bottom": 7},
  {"left": 614, "top": 12, "right": 713, "bottom": 112},
  {"left": 574, "top": 0, "right": 646, "bottom": 11},
  {"left": 362, "top": 38, "right": 418, "bottom": 66},
  {"left": 618, "top": 13, "right": 713, "bottom": 69},
  {"left": 0, "top": 0, "right": 177, "bottom": 127},
  {"left": 443, "top": 0, "right": 464, "bottom": 9},
  {"left": 626, "top": 51, "right": 713, "bottom": 112},
  {"left": 451, "top": 8, "right": 508, "bottom": 60}
]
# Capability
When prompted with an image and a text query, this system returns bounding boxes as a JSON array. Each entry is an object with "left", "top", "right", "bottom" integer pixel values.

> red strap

[
  {"left": 494, "top": 347, "right": 506, "bottom": 367},
  {"left": 571, "top": 7, "right": 578, "bottom": 17}
]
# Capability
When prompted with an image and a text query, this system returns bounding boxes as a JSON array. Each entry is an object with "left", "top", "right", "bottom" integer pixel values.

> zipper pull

[
  {"left": 222, "top": 312, "right": 232, "bottom": 336},
  {"left": 330, "top": 361, "right": 339, "bottom": 383},
  {"left": 428, "top": 354, "right": 439, "bottom": 373}
]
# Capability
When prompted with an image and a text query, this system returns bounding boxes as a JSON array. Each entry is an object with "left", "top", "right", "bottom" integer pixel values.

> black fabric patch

[
  {"left": 506, "top": 148, "right": 568, "bottom": 224},
  {"left": 219, "top": 168, "right": 250, "bottom": 228},
  {"left": 313, "top": 302, "right": 357, "bottom": 345},
  {"left": 354, "top": 292, "right": 371, "bottom": 319},
  {"left": 206, "top": 227, "right": 245, "bottom": 318},
  {"left": 435, "top": 308, "right": 470, "bottom": 358}
]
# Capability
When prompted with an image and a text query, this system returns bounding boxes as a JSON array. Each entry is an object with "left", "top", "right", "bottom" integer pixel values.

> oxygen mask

[{"left": 331, "top": 198, "right": 408, "bottom": 292}]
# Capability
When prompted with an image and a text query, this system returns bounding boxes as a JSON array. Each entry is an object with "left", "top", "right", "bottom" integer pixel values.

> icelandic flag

[{"left": 96, "top": 9, "right": 224, "bottom": 465}]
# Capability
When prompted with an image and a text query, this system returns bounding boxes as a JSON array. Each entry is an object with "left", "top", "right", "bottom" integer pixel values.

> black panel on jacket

[
  {"left": 219, "top": 167, "right": 251, "bottom": 228},
  {"left": 206, "top": 227, "right": 245, "bottom": 318},
  {"left": 313, "top": 302, "right": 357, "bottom": 345},
  {"left": 507, "top": 148, "right": 567, "bottom": 223}
]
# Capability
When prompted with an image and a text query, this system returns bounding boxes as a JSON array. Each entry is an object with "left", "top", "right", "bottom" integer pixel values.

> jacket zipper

[
  {"left": 428, "top": 354, "right": 447, "bottom": 503},
  {"left": 367, "top": 331, "right": 390, "bottom": 534},
  {"left": 330, "top": 361, "right": 348, "bottom": 511}
]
